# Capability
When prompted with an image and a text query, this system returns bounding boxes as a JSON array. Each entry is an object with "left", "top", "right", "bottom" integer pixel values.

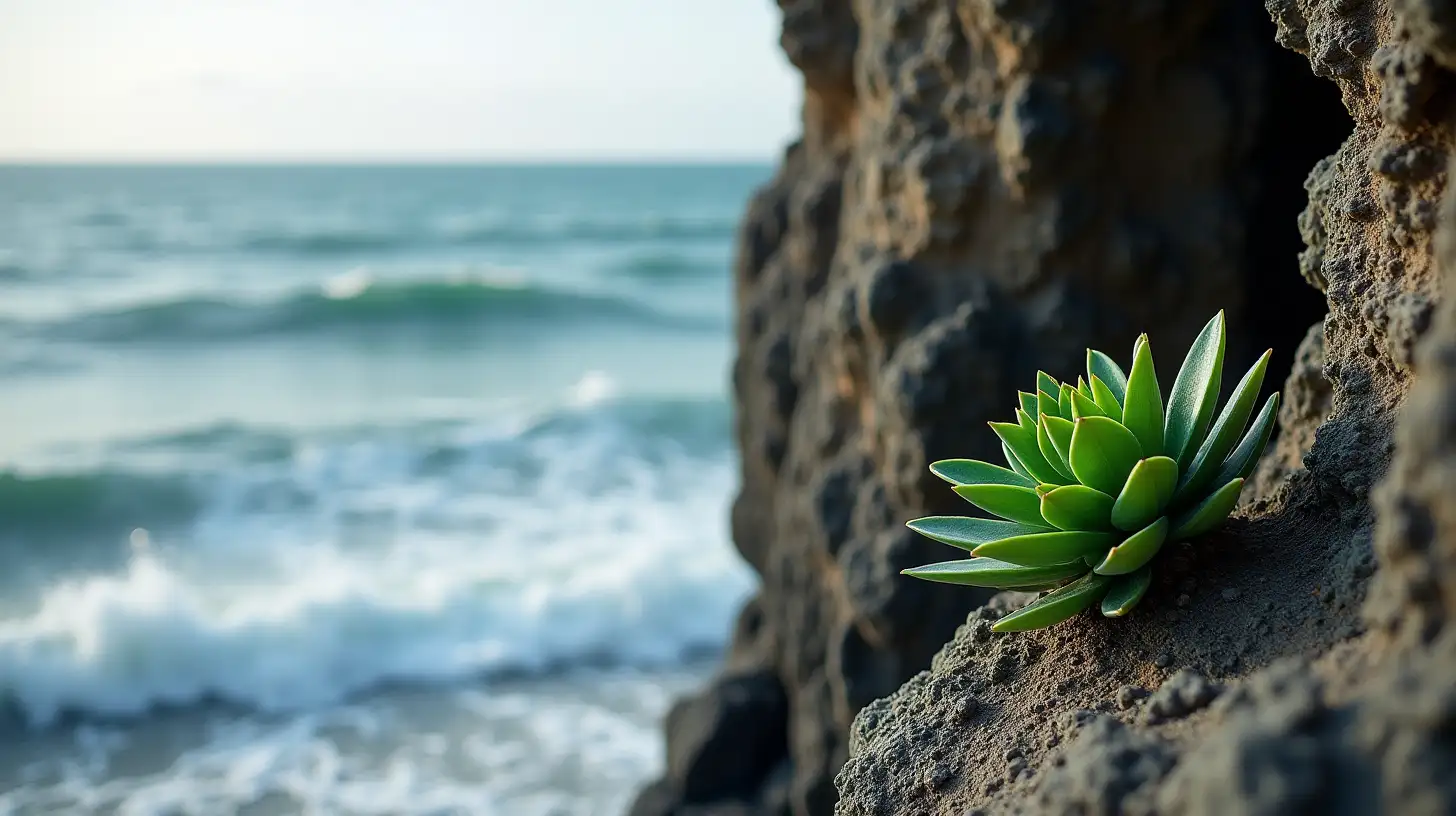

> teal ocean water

[{"left": 0, "top": 165, "right": 762, "bottom": 814}]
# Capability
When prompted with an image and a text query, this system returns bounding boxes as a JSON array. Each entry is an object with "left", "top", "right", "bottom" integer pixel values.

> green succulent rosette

[{"left": 903, "top": 312, "right": 1280, "bottom": 632}]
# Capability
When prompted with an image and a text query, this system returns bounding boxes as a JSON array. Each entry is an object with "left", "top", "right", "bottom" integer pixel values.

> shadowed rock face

[
  {"left": 832, "top": 0, "right": 1456, "bottom": 813},
  {"left": 628, "top": 0, "right": 1449, "bottom": 813}
]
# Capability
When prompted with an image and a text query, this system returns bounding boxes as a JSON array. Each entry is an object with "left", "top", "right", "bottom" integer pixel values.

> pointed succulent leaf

[
  {"left": 1164, "top": 311, "right": 1227, "bottom": 468},
  {"left": 1007, "top": 580, "right": 1084, "bottom": 592},
  {"left": 930, "top": 459, "right": 1037, "bottom": 488},
  {"left": 992, "top": 572, "right": 1113, "bottom": 632},
  {"left": 1037, "top": 417, "right": 1078, "bottom": 482},
  {"left": 1017, "top": 407, "right": 1037, "bottom": 433},
  {"left": 1111, "top": 456, "right": 1179, "bottom": 531},
  {"left": 1175, "top": 349, "right": 1272, "bottom": 504},
  {"left": 989, "top": 421, "right": 1070, "bottom": 485},
  {"left": 1214, "top": 393, "right": 1281, "bottom": 485},
  {"left": 1093, "top": 516, "right": 1170, "bottom": 575},
  {"left": 1040, "top": 484, "right": 1114, "bottom": 531},
  {"left": 953, "top": 484, "right": 1050, "bottom": 527},
  {"left": 901, "top": 557, "right": 1087, "bottom": 589},
  {"left": 900, "top": 313, "right": 1257, "bottom": 630},
  {"left": 906, "top": 516, "right": 1051, "bottom": 551},
  {"left": 1087, "top": 349, "right": 1128, "bottom": 404},
  {"left": 1121, "top": 335, "right": 1164, "bottom": 457},
  {"left": 1170, "top": 478, "right": 1244, "bottom": 540},
  {"left": 1016, "top": 409, "right": 1037, "bottom": 430},
  {"left": 1069, "top": 416, "right": 1144, "bottom": 496},
  {"left": 1100, "top": 565, "right": 1153, "bottom": 617},
  {"left": 1037, "top": 391, "right": 1060, "bottom": 424},
  {"left": 1088, "top": 374, "right": 1122, "bottom": 421},
  {"left": 1002, "top": 443, "right": 1035, "bottom": 481},
  {"left": 1070, "top": 388, "right": 1106, "bottom": 420},
  {"left": 972, "top": 529, "right": 1117, "bottom": 566},
  {"left": 1019, "top": 391, "right": 1039, "bottom": 419},
  {"left": 1042, "top": 415, "right": 1075, "bottom": 466}
]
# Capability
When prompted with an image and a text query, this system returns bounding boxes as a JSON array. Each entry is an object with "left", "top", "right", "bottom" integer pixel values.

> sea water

[{"left": 0, "top": 165, "right": 763, "bottom": 814}]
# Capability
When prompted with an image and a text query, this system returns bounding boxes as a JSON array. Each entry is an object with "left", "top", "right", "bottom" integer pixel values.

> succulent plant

[{"left": 902, "top": 312, "right": 1280, "bottom": 632}]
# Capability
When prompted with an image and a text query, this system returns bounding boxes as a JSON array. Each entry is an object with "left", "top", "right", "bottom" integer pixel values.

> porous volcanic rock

[
  {"left": 629, "top": 0, "right": 1444, "bottom": 812},
  {"left": 832, "top": 0, "right": 1456, "bottom": 813}
]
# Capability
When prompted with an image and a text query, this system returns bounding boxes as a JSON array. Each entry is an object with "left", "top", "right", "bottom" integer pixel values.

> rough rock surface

[
  {"left": 830, "top": 0, "right": 1456, "bottom": 813},
  {"left": 633, "top": 0, "right": 1456, "bottom": 813}
]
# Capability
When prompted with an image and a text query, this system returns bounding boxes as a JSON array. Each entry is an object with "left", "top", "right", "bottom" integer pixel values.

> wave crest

[
  {"left": 0, "top": 540, "right": 747, "bottom": 726},
  {"left": 115, "top": 216, "right": 742, "bottom": 257},
  {"left": 37, "top": 278, "right": 716, "bottom": 344},
  {"left": 0, "top": 396, "right": 746, "bottom": 725},
  {"left": 0, "top": 471, "right": 201, "bottom": 535}
]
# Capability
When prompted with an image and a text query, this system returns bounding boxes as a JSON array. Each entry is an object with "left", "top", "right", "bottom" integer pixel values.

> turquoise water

[{"left": 0, "top": 165, "right": 763, "bottom": 814}]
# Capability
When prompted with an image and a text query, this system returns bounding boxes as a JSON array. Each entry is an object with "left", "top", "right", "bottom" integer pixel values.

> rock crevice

[{"left": 633, "top": 0, "right": 1451, "bottom": 813}]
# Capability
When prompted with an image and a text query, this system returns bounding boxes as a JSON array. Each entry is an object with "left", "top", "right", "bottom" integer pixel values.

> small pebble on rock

[
  {"left": 955, "top": 697, "right": 980, "bottom": 722},
  {"left": 928, "top": 763, "right": 954, "bottom": 789},
  {"left": 1144, "top": 669, "right": 1222, "bottom": 723},
  {"left": 1116, "top": 685, "right": 1149, "bottom": 709}
]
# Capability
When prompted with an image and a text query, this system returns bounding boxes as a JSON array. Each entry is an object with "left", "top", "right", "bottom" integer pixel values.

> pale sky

[{"left": 0, "top": 0, "right": 802, "bottom": 161}]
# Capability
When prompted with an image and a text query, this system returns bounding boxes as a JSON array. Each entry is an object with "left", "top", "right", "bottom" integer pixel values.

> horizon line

[{"left": 0, "top": 153, "right": 785, "bottom": 167}]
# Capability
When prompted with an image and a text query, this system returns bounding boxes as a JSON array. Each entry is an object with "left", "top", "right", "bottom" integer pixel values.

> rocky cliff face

[
  {"left": 633, "top": 0, "right": 1451, "bottom": 814},
  {"left": 833, "top": 0, "right": 1456, "bottom": 812}
]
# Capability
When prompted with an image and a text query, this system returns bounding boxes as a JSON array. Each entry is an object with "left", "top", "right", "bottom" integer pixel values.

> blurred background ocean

[{"left": 0, "top": 164, "right": 766, "bottom": 814}]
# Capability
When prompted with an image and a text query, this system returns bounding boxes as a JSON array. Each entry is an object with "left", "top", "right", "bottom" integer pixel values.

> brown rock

[
  {"left": 634, "top": 0, "right": 1456, "bottom": 812},
  {"left": 833, "top": 0, "right": 1456, "bottom": 813}
]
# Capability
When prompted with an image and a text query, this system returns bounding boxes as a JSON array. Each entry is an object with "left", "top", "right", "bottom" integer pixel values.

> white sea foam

[
  {"left": 0, "top": 669, "right": 704, "bottom": 815},
  {"left": 569, "top": 371, "right": 618, "bottom": 407},
  {"left": 322, "top": 267, "right": 373, "bottom": 300},
  {"left": 0, "top": 164, "right": 766, "bottom": 813},
  {"left": 0, "top": 398, "right": 751, "bottom": 727}
]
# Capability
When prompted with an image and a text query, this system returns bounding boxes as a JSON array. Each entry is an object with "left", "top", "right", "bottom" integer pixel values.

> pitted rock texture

[
  {"left": 1247, "top": 321, "right": 1331, "bottom": 504},
  {"left": 834, "top": 509, "right": 1365, "bottom": 815},
  {"left": 833, "top": 0, "right": 1456, "bottom": 813},
  {"left": 631, "top": 0, "right": 1369, "bottom": 813},
  {"left": 1369, "top": 154, "right": 1456, "bottom": 645}
]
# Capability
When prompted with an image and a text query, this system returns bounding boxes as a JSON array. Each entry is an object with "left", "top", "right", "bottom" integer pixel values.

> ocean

[{"left": 0, "top": 165, "right": 763, "bottom": 815}]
